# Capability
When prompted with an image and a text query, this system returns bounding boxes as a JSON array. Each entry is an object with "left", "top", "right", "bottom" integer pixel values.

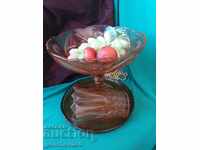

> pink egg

[
  {"left": 97, "top": 46, "right": 118, "bottom": 62},
  {"left": 84, "top": 47, "right": 97, "bottom": 62}
]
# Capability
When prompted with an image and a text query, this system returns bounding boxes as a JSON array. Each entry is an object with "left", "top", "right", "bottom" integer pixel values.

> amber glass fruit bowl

[
  {"left": 46, "top": 25, "right": 146, "bottom": 133},
  {"left": 46, "top": 25, "right": 146, "bottom": 78}
]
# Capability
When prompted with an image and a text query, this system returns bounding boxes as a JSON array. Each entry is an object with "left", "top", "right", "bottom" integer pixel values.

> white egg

[
  {"left": 78, "top": 43, "right": 89, "bottom": 51},
  {"left": 88, "top": 37, "right": 104, "bottom": 50},
  {"left": 111, "top": 38, "right": 123, "bottom": 49},
  {"left": 105, "top": 26, "right": 115, "bottom": 31},
  {"left": 69, "top": 48, "right": 78, "bottom": 55},
  {"left": 88, "top": 38, "right": 96, "bottom": 44},
  {"left": 97, "top": 36, "right": 106, "bottom": 45},
  {"left": 104, "top": 30, "right": 117, "bottom": 43},
  {"left": 118, "top": 48, "right": 126, "bottom": 56},
  {"left": 68, "top": 53, "right": 78, "bottom": 59},
  {"left": 68, "top": 48, "right": 84, "bottom": 59},
  {"left": 78, "top": 48, "right": 84, "bottom": 55},
  {"left": 77, "top": 54, "right": 84, "bottom": 59},
  {"left": 119, "top": 38, "right": 130, "bottom": 49},
  {"left": 104, "top": 31, "right": 112, "bottom": 43},
  {"left": 111, "top": 37, "right": 130, "bottom": 49}
]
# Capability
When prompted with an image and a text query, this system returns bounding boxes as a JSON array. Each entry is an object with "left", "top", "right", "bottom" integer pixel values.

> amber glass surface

[{"left": 46, "top": 25, "right": 146, "bottom": 132}]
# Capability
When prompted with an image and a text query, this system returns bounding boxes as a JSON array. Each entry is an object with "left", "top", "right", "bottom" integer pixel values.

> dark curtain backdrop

[{"left": 43, "top": 0, "right": 114, "bottom": 87}]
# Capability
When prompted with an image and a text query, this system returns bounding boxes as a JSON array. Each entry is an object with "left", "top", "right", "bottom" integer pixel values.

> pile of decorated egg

[{"left": 68, "top": 26, "right": 130, "bottom": 62}]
